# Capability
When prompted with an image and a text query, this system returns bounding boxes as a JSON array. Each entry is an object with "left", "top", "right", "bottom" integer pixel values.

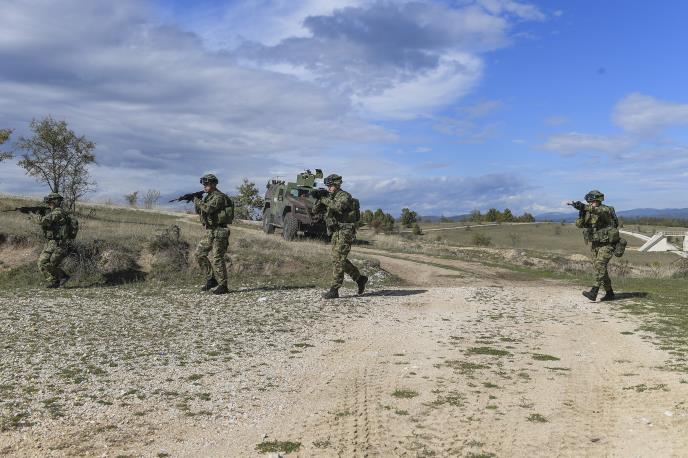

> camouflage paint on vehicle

[{"left": 262, "top": 169, "right": 329, "bottom": 241}]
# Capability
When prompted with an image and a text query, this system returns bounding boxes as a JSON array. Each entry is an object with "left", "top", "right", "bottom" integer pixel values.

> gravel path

[{"left": 1, "top": 252, "right": 687, "bottom": 457}]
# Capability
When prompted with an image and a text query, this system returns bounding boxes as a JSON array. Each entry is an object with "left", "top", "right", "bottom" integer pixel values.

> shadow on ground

[
  {"left": 614, "top": 292, "right": 650, "bottom": 300},
  {"left": 362, "top": 289, "right": 428, "bottom": 297},
  {"left": 231, "top": 285, "right": 318, "bottom": 294}
]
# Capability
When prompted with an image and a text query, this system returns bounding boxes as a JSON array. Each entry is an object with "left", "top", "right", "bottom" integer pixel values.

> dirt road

[{"left": 2, "top": 248, "right": 687, "bottom": 457}]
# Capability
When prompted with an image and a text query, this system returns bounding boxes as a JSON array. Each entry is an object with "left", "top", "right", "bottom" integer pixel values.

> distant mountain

[{"left": 536, "top": 208, "right": 688, "bottom": 222}]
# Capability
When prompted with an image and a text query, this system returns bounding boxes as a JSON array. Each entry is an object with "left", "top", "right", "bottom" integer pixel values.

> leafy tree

[
  {"left": 470, "top": 209, "right": 482, "bottom": 222},
  {"left": 412, "top": 222, "right": 423, "bottom": 235},
  {"left": 369, "top": 208, "right": 396, "bottom": 234},
  {"left": 0, "top": 128, "right": 12, "bottom": 162},
  {"left": 399, "top": 208, "right": 418, "bottom": 227},
  {"left": 518, "top": 212, "right": 535, "bottom": 223},
  {"left": 485, "top": 208, "right": 500, "bottom": 222},
  {"left": 16, "top": 116, "right": 95, "bottom": 210},
  {"left": 502, "top": 208, "right": 514, "bottom": 222},
  {"left": 235, "top": 178, "right": 264, "bottom": 220},
  {"left": 124, "top": 191, "right": 139, "bottom": 207},
  {"left": 361, "top": 209, "right": 374, "bottom": 224}
]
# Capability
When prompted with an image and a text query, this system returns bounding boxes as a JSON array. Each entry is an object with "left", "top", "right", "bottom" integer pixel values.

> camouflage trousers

[
  {"left": 330, "top": 226, "right": 361, "bottom": 289},
  {"left": 195, "top": 227, "right": 230, "bottom": 287},
  {"left": 38, "top": 239, "right": 69, "bottom": 284},
  {"left": 591, "top": 243, "right": 614, "bottom": 291}
]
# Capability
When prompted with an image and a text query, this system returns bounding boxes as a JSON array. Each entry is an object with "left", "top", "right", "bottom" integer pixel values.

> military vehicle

[{"left": 262, "top": 169, "right": 328, "bottom": 241}]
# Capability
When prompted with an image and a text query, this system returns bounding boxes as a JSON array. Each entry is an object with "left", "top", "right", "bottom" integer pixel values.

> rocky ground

[{"left": 1, "top": 243, "right": 687, "bottom": 457}]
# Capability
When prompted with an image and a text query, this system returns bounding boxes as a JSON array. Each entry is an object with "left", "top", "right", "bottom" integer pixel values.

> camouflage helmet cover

[
  {"left": 585, "top": 189, "right": 604, "bottom": 202},
  {"left": 43, "top": 192, "right": 64, "bottom": 203},
  {"left": 324, "top": 174, "right": 343, "bottom": 186},
  {"left": 200, "top": 173, "right": 218, "bottom": 185}
]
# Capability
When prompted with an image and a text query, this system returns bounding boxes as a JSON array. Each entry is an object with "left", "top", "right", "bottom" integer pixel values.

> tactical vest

[
  {"left": 328, "top": 190, "right": 360, "bottom": 225},
  {"left": 42, "top": 209, "right": 77, "bottom": 241},
  {"left": 578, "top": 205, "right": 620, "bottom": 244},
  {"left": 200, "top": 191, "right": 233, "bottom": 228}
]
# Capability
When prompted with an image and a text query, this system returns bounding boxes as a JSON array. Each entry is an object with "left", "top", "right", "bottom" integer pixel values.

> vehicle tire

[
  {"left": 282, "top": 212, "right": 298, "bottom": 241},
  {"left": 263, "top": 209, "right": 275, "bottom": 234}
]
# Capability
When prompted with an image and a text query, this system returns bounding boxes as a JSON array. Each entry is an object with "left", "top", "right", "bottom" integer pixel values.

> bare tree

[
  {"left": 16, "top": 117, "right": 96, "bottom": 210},
  {"left": 124, "top": 191, "right": 139, "bottom": 207},
  {"left": 143, "top": 189, "right": 161, "bottom": 209},
  {"left": 0, "top": 129, "right": 12, "bottom": 162}
]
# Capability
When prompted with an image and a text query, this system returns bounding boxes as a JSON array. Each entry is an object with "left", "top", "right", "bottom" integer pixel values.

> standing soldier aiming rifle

[
  {"left": 568, "top": 189, "right": 625, "bottom": 302},
  {"left": 311, "top": 174, "right": 367, "bottom": 299},
  {"left": 191, "top": 174, "right": 233, "bottom": 295}
]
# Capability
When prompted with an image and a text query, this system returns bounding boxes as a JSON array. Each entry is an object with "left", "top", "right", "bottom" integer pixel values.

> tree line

[{"left": 466, "top": 208, "right": 535, "bottom": 223}]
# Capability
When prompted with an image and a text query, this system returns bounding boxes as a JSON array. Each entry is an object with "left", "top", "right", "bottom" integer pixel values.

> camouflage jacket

[
  {"left": 314, "top": 189, "right": 355, "bottom": 230},
  {"left": 194, "top": 190, "right": 230, "bottom": 228},
  {"left": 37, "top": 207, "right": 69, "bottom": 241},
  {"left": 576, "top": 204, "right": 619, "bottom": 244}
]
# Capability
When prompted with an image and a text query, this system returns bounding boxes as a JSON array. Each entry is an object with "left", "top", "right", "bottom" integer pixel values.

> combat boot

[
  {"left": 212, "top": 284, "right": 229, "bottom": 295},
  {"left": 599, "top": 289, "right": 615, "bottom": 302},
  {"left": 582, "top": 286, "right": 599, "bottom": 301},
  {"left": 201, "top": 277, "right": 218, "bottom": 292},
  {"left": 59, "top": 273, "right": 71, "bottom": 287},
  {"left": 322, "top": 288, "right": 339, "bottom": 299},
  {"left": 356, "top": 275, "right": 368, "bottom": 295}
]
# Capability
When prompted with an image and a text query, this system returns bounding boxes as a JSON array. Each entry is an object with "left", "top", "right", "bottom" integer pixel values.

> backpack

[
  {"left": 217, "top": 194, "right": 234, "bottom": 225},
  {"left": 60, "top": 214, "right": 79, "bottom": 240},
  {"left": 349, "top": 197, "right": 361, "bottom": 223}
]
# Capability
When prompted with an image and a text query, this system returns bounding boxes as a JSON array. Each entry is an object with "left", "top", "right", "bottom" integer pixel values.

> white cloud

[
  {"left": 353, "top": 53, "right": 483, "bottom": 119},
  {"left": 613, "top": 93, "right": 688, "bottom": 135},
  {"left": 237, "top": 0, "right": 543, "bottom": 118},
  {"left": 541, "top": 132, "right": 634, "bottom": 155},
  {"left": 478, "top": 0, "right": 547, "bottom": 21}
]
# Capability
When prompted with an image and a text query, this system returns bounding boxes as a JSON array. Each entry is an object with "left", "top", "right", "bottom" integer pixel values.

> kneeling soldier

[
  {"left": 313, "top": 174, "right": 367, "bottom": 299},
  {"left": 194, "top": 174, "right": 234, "bottom": 295},
  {"left": 37, "top": 193, "right": 77, "bottom": 288}
]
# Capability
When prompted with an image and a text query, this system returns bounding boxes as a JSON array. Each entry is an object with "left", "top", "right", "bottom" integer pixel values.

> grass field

[
  {"left": 0, "top": 195, "right": 397, "bottom": 291},
  {"left": 381, "top": 222, "right": 682, "bottom": 267}
]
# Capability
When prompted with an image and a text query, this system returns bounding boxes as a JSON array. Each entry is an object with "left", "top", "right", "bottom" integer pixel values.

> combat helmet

[
  {"left": 585, "top": 190, "right": 604, "bottom": 202},
  {"left": 200, "top": 173, "right": 219, "bottom": 185},
  {"left": 323, "top": 174, "right": 343, "bottom": 186},
  {"left": 43, "top": 192, "right": 64, "bottom": 204}
]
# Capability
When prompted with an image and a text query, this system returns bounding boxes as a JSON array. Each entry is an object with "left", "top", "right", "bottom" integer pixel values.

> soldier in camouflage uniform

[
  {"left": 313, "top": 174, "right": 368, "bottom": 299},
  {"left": 194, "top": 174, "right": 233, "bottom": 295},
  {"left": 571, "top": 190, "right": 619, "bottom": 302},
  {"left": 36, "top": 193, "right": 74, "bottom": 288}
]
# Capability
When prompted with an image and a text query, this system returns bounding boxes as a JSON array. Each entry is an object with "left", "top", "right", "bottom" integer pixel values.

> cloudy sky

[{"left": 1, "top": 0, "right": 687, "bottom": 215}]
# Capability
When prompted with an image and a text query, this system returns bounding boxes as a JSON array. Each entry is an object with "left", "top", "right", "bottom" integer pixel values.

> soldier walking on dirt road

[
  {"left": 312, "top": 174, "right": 367, "bottom": 299},
  {"left": 569, "top": 189, "right": 622, "bottom": 302}
]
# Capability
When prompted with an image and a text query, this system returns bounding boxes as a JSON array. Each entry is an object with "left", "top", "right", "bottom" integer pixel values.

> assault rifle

[
  {"left": 169, "top": 191, "right": 204, "bottom": 203},
  {"left": 309, "top": 188, "right": 329, "bottom": 200},
  {"left": 567, "top": 201, "right": 586, "bottom": 211},
  {"left": 567, "top": 200, "right": 588, "bottom": 219},
  {"left": 2, "top": 205, "right": 49, "bottom": 215}
]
